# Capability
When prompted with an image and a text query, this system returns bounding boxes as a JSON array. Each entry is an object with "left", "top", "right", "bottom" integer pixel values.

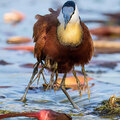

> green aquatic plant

[
  {"left": 95, "top": 95, "right": 120, "bottom": 116},
  {"left": 0, "top": 110, "right": 15, "bottom": 114}
]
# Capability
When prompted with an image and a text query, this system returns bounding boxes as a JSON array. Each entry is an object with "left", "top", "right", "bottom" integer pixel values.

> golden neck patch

[{"left": 57, "top": 23, "right": 82, "bottom": 47}]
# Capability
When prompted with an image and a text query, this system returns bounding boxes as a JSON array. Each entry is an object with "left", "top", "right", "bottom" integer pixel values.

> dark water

[{"left": 0, "top": 0, "right": 120, "bottom": 119}]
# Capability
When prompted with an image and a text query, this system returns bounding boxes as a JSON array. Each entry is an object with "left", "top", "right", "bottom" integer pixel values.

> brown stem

[{"left": 0, "top": 112, "right": 39, "bottom": 120}]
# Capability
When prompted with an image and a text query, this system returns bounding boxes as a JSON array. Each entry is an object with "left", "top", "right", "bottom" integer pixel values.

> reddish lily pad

[
  {"left": 3, "top": 46, "right": 34, "bottom": 52},
  {"left": 7, "top": 36, "right": 32, "bottom": 44}
]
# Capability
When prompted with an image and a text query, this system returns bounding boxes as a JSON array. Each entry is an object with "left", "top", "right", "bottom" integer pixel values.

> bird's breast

[{"left": 57, "top": 23, "right": 82, "bottom": 47}]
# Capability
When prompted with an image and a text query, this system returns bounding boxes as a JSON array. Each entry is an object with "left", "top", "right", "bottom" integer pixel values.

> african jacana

[
  {"left": 21, "top": 1, "right": 94, "bottom": 109},
  {"left": 0, "top": 109, "right": 72, "bottom": 120}
]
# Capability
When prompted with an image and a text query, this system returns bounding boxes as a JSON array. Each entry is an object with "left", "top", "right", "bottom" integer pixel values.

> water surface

[{"left": 0, "top": 0, "right": 120, "bottom": 119}]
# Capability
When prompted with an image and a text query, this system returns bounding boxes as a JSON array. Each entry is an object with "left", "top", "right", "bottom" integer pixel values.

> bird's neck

[{"left": 57, "top": 22, "right": 83, "bottom": 47}]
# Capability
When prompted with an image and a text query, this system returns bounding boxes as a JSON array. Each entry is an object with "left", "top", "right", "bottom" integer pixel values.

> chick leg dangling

[
  {"left": 61, "top": 73, "right": 80, "bottom": 110},
  {"left": 37, "top": 60, "right": 48, "bottom": 85},
  {"left": 82, "top": 65, "right": 90, "bottom": 100},
  {"left": 72, "top": 66, "right": 82, "bottom": 97},
  {"left": 52, "top": 70, "right": 59, "bottom": 92},
  {"left": 21, "top": 62, "right": 40, "bottom": 102},
  {"left": 21, "top": 60, "right": 48, "bottom": 102},
  {"left": 45, "top": 62, "right": 58, "bottom": 91}
]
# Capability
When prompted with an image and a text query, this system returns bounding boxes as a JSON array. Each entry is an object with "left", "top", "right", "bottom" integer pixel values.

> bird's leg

[
  {"left": 37, "top": 60, "right": 47, "bottom": 86},
  {"left": 36, "top": 66, "right": 46, "bottom": 85},
  {"left": 52, "top": 63, "right": 59, "bottom": 91},
  {"left": 45, "top": 71, "right": 54, "bottom": 91},
  {"left": 72, "top": 66, "right": 82, "bottom": 97},
  {"left": 54, "top": 71, "right": 58, "bottom": 84},
  {"left": 82, "top": 65, "right": 90, "bottom": 100},
  {"left": 21, "top": 62, "right": 39, "bottom": 102},
  {"left": 45, "top": 62, "right": 58, "bottom": 91},
  {"left": 42, "top": 71, "right": 47, "bottom": 84},
  {"left": 50, "top": 71, "right": 55, "bottom": 91},
  {"left": 53, "top": 70, "right": 59, "bottom": 92},
  {"left": 61, "top": 73, "right": 80, "bottom": 110},
  {"left": 41, "top": 60, "right": 47, "bottom": 84}
]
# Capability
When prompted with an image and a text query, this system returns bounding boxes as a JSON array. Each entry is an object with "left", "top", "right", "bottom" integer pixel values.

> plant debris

[{"left": 94, "top": 95, "right": 120, "bottom": 116}]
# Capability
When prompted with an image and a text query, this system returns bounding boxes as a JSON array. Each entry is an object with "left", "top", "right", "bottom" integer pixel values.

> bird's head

[
  {"left": 57, "top": 1, "right": 82, "bottom": 47},
  {"left": 58, "top": 1, "right": 80, "bottom": 29}
]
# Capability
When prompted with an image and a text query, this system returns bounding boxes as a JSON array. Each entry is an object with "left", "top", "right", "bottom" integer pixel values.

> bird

[
  {"left": 0, "top": 109, "right": 72, "bottom": 120},
  {"left": 21, "top": 1, "right": 94, "bottom": 109}
]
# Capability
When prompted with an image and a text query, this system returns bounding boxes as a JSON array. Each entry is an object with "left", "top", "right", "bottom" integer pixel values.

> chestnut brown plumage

[
  {"left": 33, "top": 9, "right": 93, "bottom": 73},
  {"left": 21, "top": 1, "right": 94, "bottom": 109}
]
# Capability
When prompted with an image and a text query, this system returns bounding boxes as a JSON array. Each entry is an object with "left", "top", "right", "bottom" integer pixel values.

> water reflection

[{"left": 0, "top": 0, "right": 120, "bottom": 120}]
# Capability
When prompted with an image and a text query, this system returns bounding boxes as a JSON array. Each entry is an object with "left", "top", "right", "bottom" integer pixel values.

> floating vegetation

[
  {"left": 94, "top": 95, "right": 120, "bottom": 117},
  {"left": 68, "top": 112, "right": 84, "bottom": 117},
  {"left": 0, "top": 110, "right": 15, "bottom": 114}
]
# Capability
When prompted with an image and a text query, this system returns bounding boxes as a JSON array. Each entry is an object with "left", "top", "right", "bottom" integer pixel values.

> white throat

[
  {"left": 57, "top": 3, "right": 82, "bottom": 47},
  {"left": 57, "top": 5, "right": 80, "bottom": 25}
]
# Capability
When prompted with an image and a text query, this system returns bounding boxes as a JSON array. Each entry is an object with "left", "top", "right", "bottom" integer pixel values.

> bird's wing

[
  {"left": 33, "top": 14, "right": 47, "bottom": 61},
  {"left": 80, "top": 21, "right": 94, "bottom": 63},
  {"left": 33, "top": 8, "right": 60, "bottom": 62}
]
